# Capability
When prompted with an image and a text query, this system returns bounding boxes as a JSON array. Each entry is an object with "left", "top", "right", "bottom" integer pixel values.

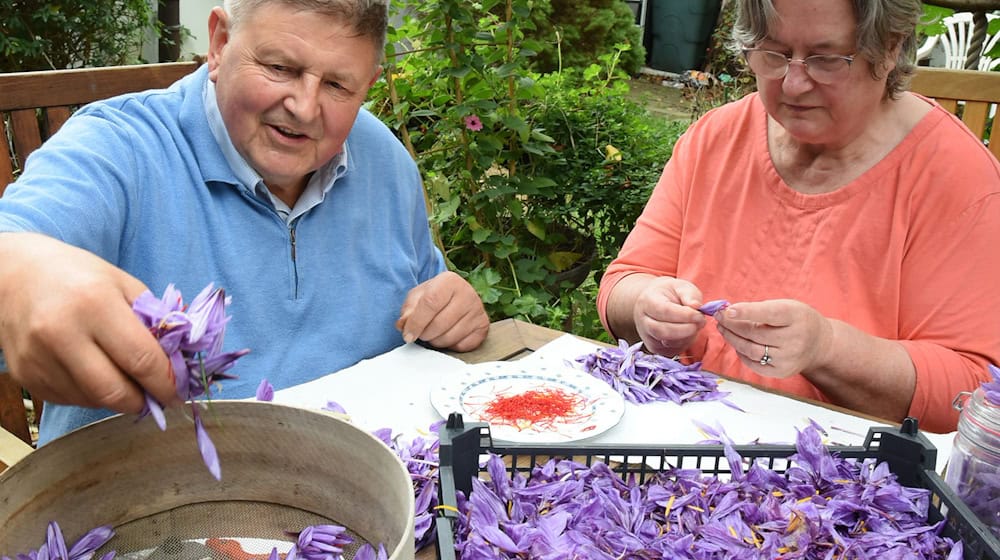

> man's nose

[{"left": 284, "top": 75, "right": 322, "bottom": 120}]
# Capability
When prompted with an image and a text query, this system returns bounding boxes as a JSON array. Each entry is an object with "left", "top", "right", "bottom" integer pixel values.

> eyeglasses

[{"left": 741, "top": 48, "right": 855, "bottom": 85}]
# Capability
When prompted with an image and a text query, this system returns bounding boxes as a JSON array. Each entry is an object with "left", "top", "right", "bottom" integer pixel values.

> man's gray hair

[
  {"left": 732, "top": 0, "right": 922, "bottom": 99},
  {"left": 222, "top": 0, "right": 388, "bottom": 63}
]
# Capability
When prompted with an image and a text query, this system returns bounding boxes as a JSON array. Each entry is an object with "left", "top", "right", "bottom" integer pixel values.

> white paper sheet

[
  {"left": 273, "top": 342, "right": 469, "bottom": 438},
  {"left": 274, "top": 335, "right": 956, "bottom": 473},
  {"left": 518, "top": 334, "right": 956, "bottom": 473}
]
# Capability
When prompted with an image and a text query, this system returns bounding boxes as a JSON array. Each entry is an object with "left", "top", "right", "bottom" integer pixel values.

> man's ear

[{"left": 206, "top": 6, "right": 232, "bottom": 81}]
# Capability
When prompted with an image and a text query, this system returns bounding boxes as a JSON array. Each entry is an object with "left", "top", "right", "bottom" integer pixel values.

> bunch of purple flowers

[
  {"left": 132, "top": 283, "right": 250, "bottom": 480},
  {"left": 264, "top": 530, "right": 387, "bottom": 560},
  {"left": 574, "top": 340, "right": 737, "bottom": 408},
  {"left": 371, "top": 422, "right": 443, "bottom": 551},
  {"left": 3, "top": 522, "right": 390, "bottom": 560},
  {"left": 1, "top": 522, "right": 115, "bottom": 560},
  {"left": 450, "top": 425, "right": 964, "bottom": 559}
]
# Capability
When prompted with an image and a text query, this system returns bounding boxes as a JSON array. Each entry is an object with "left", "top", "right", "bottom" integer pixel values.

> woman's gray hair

[
  {"left": 732, "top": 0, "right": 923, "bottom": 99},
  {"left": 222, "top": 0, "right": 388, "bottom": 64}
]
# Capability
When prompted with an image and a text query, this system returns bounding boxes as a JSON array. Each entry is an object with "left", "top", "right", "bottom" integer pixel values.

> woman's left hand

[{"left": 714, "top": 299, "right": 834, "bottom": 378}]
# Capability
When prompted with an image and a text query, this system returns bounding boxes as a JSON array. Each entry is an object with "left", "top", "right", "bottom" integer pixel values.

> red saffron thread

[{"left": 482, "top": 387, "right": 584, "bottom": 430}]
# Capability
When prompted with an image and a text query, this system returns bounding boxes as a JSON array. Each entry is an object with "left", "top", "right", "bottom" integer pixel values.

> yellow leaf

[
  {"left": 604, "top": 144, "right": 622, "bottom": 162},
  {"left": 549, "top": 250, "right": 583, "bottom": 271}
]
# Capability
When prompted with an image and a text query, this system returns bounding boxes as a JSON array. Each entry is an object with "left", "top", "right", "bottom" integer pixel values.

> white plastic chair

[{"left": 917, "top": 12, "right": 1000, "bottom": 71}]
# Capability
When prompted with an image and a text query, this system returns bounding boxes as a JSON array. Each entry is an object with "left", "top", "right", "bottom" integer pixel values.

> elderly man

[{"left": 0, "top": 0, "right": 489, "bottom": 444}]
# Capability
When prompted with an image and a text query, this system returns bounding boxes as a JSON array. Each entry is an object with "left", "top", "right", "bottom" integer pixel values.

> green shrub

[
  {"left": 0, "top": 0, "right": 156, "bottom": 72},
  {"left": 372, "top": 0, "right": 684, "bottom": 339},
  {"left": 527, "top": 0, "right": 647, "bottom": 75}
]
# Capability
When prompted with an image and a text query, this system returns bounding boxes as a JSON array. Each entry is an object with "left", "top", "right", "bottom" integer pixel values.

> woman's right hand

[{"left": 616, "top": 274, "right": 707, "bottom": 358}]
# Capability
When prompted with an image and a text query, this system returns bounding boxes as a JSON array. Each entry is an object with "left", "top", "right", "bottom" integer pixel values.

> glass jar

[{"left": 946, "top": 388, "right": 1000, "bottom": 539}]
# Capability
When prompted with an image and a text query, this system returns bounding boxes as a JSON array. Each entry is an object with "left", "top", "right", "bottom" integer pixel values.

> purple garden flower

[
  {"left": 132, "top": 283, "right": 250, "bottom": 480},
  {"left": 463, "top": 115, "right": 483, "bottom": 132}
]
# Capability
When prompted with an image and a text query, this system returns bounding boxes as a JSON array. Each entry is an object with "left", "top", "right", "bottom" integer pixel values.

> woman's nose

[{"left": 781, "top": 61, "right": 815, "bottom": 95}]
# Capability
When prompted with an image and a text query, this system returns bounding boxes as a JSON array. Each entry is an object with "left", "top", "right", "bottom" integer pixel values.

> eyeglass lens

[{"left": 745, "top": 50, "right": 850, "bottom": 84}]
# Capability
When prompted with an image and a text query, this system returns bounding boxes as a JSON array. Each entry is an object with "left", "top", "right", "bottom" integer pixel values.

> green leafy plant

[
  {"left": 0, "top": 0, "right": 158, "bottom": 72},
  {"left": 525, "top": 0, "right": 647, "bottom": 75},
  {"left": 371, "top": 0, "right": 684, "bottom": 338}
]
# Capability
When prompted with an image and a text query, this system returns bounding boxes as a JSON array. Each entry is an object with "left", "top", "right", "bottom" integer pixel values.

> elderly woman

[{"left": 598, "top": 0, "right": 1000, "bottom": 433}]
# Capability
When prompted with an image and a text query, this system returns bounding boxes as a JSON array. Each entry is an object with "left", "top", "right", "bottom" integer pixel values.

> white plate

[{"left": 430, "top": 361, "right": 625, "bottom": 443}]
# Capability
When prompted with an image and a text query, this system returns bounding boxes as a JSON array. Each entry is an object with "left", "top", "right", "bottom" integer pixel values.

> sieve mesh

[{"left": 96, "top": 501, "right": 369, "bottom": 560}]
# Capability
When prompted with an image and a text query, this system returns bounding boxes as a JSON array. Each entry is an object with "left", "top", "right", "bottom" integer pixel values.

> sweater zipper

[{"left": 289, "top": 221, "right": 299, "bottom": 298}]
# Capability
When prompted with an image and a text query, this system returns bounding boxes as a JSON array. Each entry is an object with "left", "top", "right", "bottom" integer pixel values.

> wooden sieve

[{"left": 0, "top": 401, "right": 415, "bottom": 560}]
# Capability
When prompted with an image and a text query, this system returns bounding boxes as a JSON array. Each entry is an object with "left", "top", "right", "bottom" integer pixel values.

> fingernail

[
  {"left": 403, "top": 332, "right": 416, "bottom": 344},
  {"left": 726, "top": 308, "right": 738, "bottom": 318}
]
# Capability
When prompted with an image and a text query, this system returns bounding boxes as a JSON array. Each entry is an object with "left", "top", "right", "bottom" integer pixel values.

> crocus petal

[
  {"left": 192, "top": 406, "right": 221, "bottom": 481},
  {"left": 697, "top": 299, "right": 730, "bottom": 316},
  {"left": 982, "top": 363, "right": 1000, "bottom": 406},
  {"left": 45, "top": 522, "right": 68, "bottom": 560},
  {"left": 323, "top": 401, "right": 347, "bottom": 415},
  {"left": 141, "top": 394, "right": 166, "bottom": 431},
  {"left": 256, "top": 379, "right": 275, "bottom": 402},
  {"left": 67, "top": 526, "right": 114, "bottom": 560}
]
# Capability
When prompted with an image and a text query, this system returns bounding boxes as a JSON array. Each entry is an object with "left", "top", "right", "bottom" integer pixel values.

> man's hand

[
  {"left": 0, "top": 232, "right": 176, "bottom": 414},
  {"left": 395, "top": 271, "right": 490, "bottom": 352}
]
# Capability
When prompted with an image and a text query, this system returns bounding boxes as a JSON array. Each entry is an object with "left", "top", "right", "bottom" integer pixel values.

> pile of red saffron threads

[{"left": 482, "top": 387, "right": 584, "bottom": 430}]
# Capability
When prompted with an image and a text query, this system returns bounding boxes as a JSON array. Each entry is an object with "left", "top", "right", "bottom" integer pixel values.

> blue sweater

[{"left": 0, "top": 66, "right": 445, "bottom": 443}]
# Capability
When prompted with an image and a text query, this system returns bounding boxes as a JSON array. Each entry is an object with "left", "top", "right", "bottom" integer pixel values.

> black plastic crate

[{"left": 434, "top": 415, "right": 1000, "bottom": 559}]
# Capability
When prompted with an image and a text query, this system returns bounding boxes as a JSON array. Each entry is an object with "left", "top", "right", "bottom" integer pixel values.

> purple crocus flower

[
  {"left": 65, "top": 526, "right": 114, "bottom": 560},
  {"left": 132, "top": 283, "right": 250, "bottom": 480},
  {"left": 376, "top": 422, "right": 444, "bottom": 550},
  {"left": 697, "top": 299, "right": 730, "bottom": 316},
  {"left": 352, "top": 544, "right": 387, "bottom": 560},
  {"left": 447, "top": 424, "right": 964, "bottom": 559},
  {"left": 45, "top": 522, "right": 68, "bottom": 560},
  {"left": 256, "top": 379, "right": 275, "bottom": 402},
  {"left": 4, "top": 524, "right": 116, "bottom": 560},
  {"left": 289, "top": 525, "right": 353, "bottom": 560},
  {"left": 982, "top": 363, "right": 1000, "bottom": 406},
  {"left": 574, "top": 340, "right": 738, "bottom": 408}
]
